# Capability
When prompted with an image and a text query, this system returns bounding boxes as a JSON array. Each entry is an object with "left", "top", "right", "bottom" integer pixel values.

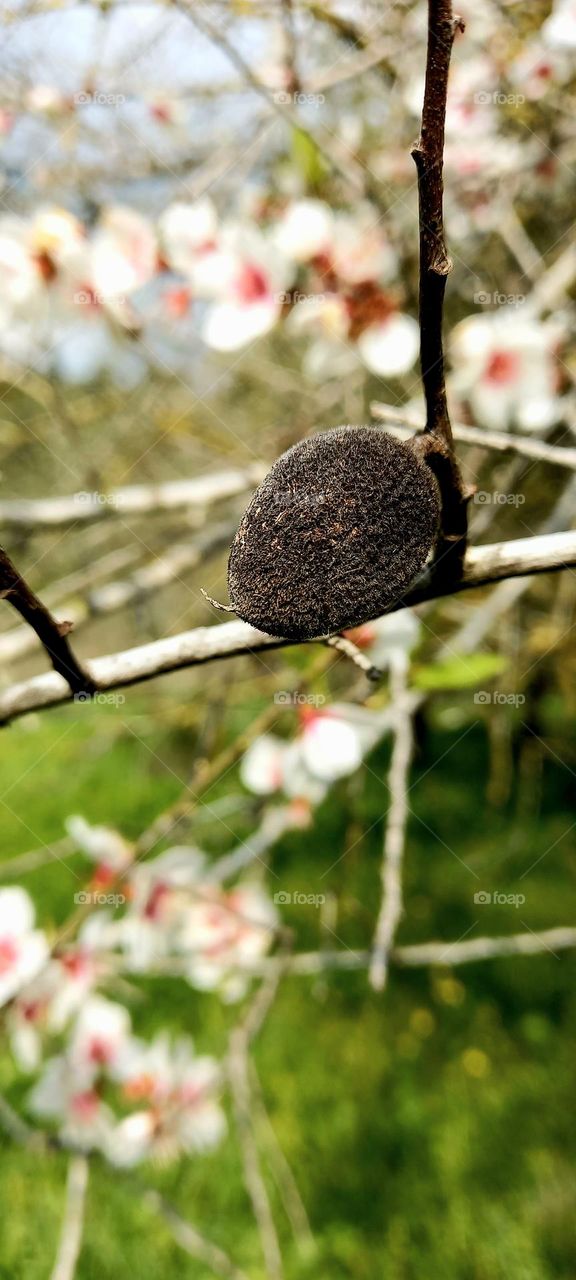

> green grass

[{"left": 0, "top": 704, "right": 575, "bottom": 1278}]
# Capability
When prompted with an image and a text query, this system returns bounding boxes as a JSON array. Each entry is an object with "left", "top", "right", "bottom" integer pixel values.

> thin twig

[
  {"left": 369, "top": 663, "right": 414, "bottom": 991},
  {"left": 326, "top": 634, "right": 382, "bottom": 681},
  {"left": 50, "top": 1155, "right": 89, "bottom": 1280},
  {"left": 117, "top": 928, "right": 576, "bottom": 979},
  {"left": 0, "top": 837, "right": 75, "bottom": 879},
  {"left": 0, "top": 526, "right": 233, "bottom": 668},
  {"left": 412, "top": 0, "right": 463, "bottom": 451},
  {"left": 0, "top": 467, "right": 265, "bottom": 531},
  {"left": 248, "top": 1058, "right": 314, "bottom": 1253},
  {"left": 411, "top": 0, "right": 469, "bottom": 564},
  {"left": 371, "top": 404, "right": 576, "bottom": 471},
  {"left": 0, "top": 547, "right": 97, "bottom": 696},
  {"left": 143, "top": 1190, "right": 250, "bottom": 1280},
  {"left": 228, "top": 1033, "right": 284, "bottom": 1280},
  {"left": 227, "top": 954, "right": 290, "bottom": 1280},
  {"left": 272, "top": 928, "right": 576, "bottom": 972}
]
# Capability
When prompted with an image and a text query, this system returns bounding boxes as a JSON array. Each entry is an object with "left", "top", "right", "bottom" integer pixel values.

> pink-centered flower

[
  {"left": 544, "top": 0, "right": 576, "bottom": 47},
  {"left": 69, "top": 996, "right": 131, "bottom": 1076},
  {"left": 106, "top": 1035, "right": 225, "bottom": 1165},
  {"left": 180, "top": 884, "right": 278, "bottom": 1000},
  {"left": 28, "top": 1054, "right": 115, "bottom": 1150},
  {"left": 159, "top": 198, "right": 219, "bottom": 282},
  {"left": 0, "top": 888, "right": 48, "bottom": 1009},
  {"left": 91, "top": 205, "right": 157, "bottom": 320},
  {"left": 202, "top": 227, "right": 292, "bottom": 351},
  {"left": 450, "top": 311, "right": 560, "bottom": 432}
]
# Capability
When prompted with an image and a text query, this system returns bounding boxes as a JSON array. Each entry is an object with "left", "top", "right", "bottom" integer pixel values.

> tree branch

[
  {"left": 371, "top": 403, "right": 576, "bottom": 471},
  {"left": 245, "top": 928, "right": 576, "bottom": 974},
  {"left": 0, "top": 525, "right": 234, "bottom": 667},
  {"left": 0, "top": 531, "right": 574, "bottom": 726},
  {"left": 50, "top": 1155, "right": 89, "bottom": 1280},
  {"left": 0, "top": 467, "right": 265, "bottom": 531},
  {"left": 0, "top": 547, "right": 97, "bottom": 696},
  {"left": 143, "top": 1190, "right": 250, "bottom": 1280},
  {"left": 411, "top": 0, "right": 469, "bottom": 567},
  {"left": 369, "top": 664, "right": 414, "bottom": 991}
]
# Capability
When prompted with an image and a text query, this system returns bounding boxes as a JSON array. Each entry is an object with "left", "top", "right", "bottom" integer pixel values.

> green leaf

[
  {"left": 412, "top": 652, "right": 507, "bottom": 691},
  {"left": 290, "top": 128, "right": 327, "bottom": 189}
]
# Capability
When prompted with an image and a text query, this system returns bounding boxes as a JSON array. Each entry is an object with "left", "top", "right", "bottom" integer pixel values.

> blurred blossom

[
  {"left": 28, "top": 999, "right": 226, "bottom": 1164},
  {"left": 75, "top": 842, "right": 281, "bottom": 1000},
  {"left": 445, "top": 134, "right": 526, "bottom": 179},
  {"left": 289, "top": 290, "right": 418, "bottom": 381},
  {"left": 69, "top": 995, "right": 131, "bottom": 1076},
  {"left": 240, "top": 734, "right": 288, "bottom": 796},
  {"left": 274, "top": 198, "right": 334, "bottom": 262},
  {"left": 299, "top": 714, "right": 362, "bottom": 781},
  {"left": 66, "top": 815, "right": 133, "bottom": 879},
  {"left": 106, "top": 1035, "right": 225, "bottom": 1165},
  {"left": 356, "top": 312, "right": 419, "bottom": 377},
  {"left": 202, "top": 226, "right": 292, "bottom": 351},
  {"left": 8, "top": 915, "right": 113, "bottom": 1071},
  {"left": 510, "top": 41, "right": 571, "bottom": 98},
  {"left": 0, "top": 888, "right": 48, "bottom": 1009},
  {"left": 26, "top": 85, "right": 69, "bottom": 115},
  {"left": 543, "top": 0, "right": 576, "bottom": 48},
  {"left": 241, "top": 702, "right": 392, "bottom": 800},
  {"left": 331, "top": 206, "right": 396, "bottom": 285},
  {"left": 159, "top": 198, "right": 219, "bottom": 280},
  {"left": 91, "top": 205, "right": 157, "bottom": 321},
  {"left": 344, "top": 611, "right": 421, "bottom": 669},
  {"left": 29, "top": 1054, "right": 116, "bottom": 1150},
  {"left": 179, "top": 884, "right": 278, "bottom": 1000},
  {"left": 119, "top": 845, "right": 208, "bottom": 970},
  {"left": 450, "top": 312, "right": 561, "bottom": 432}
]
